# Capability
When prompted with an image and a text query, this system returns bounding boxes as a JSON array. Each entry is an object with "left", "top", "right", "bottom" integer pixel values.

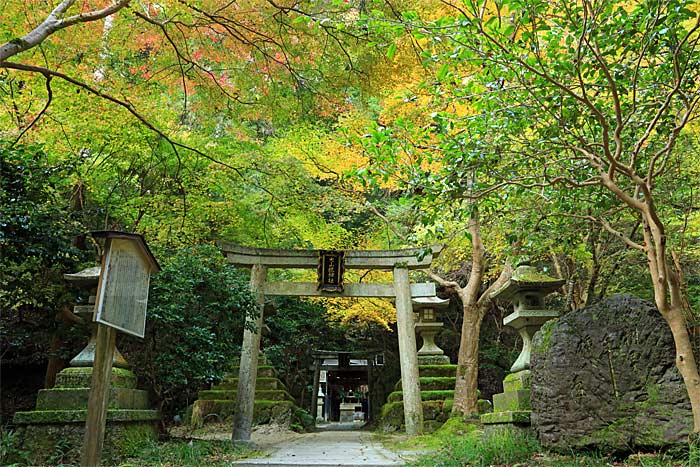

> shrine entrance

[
  {"left": 312, "top": 350, "right": 383, "bottom": 426},
  {"left": 220, "top": 244, "right": 442, "bottom": 441}
]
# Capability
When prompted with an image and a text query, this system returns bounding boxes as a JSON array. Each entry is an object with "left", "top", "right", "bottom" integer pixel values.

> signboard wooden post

[{"left": 80, "top": 231, "right": 159, "bottom": 467}]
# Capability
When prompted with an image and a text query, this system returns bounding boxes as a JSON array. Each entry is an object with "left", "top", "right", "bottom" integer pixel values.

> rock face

[{"left": 531, "top": 294, "right": 692, "bottom": 453}]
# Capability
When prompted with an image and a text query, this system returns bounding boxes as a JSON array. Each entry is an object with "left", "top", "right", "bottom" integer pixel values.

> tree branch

[
  {"left": 0, "top": 0, "right": 131, "bottom": 62},
  {"left": 11, "top": 73, "right": 52, "bottom": 146}
]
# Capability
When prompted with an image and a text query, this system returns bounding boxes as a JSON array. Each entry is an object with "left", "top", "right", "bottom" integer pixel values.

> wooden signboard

[
  {"left": 81, "top": 231, "right": 159, "bottom": 467},
  {"left": 94, "top": 237, "right": 155, "bottom": 338}
]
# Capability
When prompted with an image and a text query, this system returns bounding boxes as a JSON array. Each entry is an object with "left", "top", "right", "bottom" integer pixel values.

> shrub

[{"left": 126, "top": 245, "right": 256, "bottom": 417}]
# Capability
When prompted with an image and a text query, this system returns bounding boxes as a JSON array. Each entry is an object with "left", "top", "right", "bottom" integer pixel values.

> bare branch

[
  {"left": 366, "top": 203, "right": 407, "bottom": 241},
  {"left": 477, "top": 262, "right": 513, "bottom": 307},
  {"left": 11, "top": 74, "right": 52, "bottom": 146},
  {"left": 0, "top": 61, "right": 253, "bottom": 177}
]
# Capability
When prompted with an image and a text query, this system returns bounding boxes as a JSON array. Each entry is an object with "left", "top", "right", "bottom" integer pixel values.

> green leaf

[{"left": 386, "top": 42, "right": 397, "bottom": 60}]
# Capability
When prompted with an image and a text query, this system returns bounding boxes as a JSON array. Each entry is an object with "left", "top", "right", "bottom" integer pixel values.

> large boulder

[{"left": 531, "top": 294, "right": 692, "bottom": 453}]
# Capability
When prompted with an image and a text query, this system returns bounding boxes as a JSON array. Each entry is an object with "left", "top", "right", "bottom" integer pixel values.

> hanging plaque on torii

[{"left": 318, "top": 250, "right": 345, "bottom": 292}]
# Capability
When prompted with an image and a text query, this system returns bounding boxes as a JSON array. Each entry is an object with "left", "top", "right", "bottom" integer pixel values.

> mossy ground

[
  {"left": 387, "top": 418, "right": 699, "bottom": 467},
  {"left": 117, "top": 439, "right": 256, "bottom": 467},
  {"left": 7, "top": 421, "right": 158, "bottom": 466}
]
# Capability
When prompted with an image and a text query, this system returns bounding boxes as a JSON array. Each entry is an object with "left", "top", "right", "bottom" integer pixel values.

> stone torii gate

[{"left": 220, "top": 244, "right": 443, "bottom": 440}]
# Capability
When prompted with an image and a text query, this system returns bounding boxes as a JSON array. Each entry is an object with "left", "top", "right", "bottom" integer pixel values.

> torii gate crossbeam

[{"left": 221, "top": 244, "right": 443, "bottom": 441}]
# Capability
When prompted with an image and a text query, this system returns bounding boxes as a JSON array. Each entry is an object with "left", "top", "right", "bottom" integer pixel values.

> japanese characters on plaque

[{"left": 317, "top": 250, "right": 345, "bottom": 293}]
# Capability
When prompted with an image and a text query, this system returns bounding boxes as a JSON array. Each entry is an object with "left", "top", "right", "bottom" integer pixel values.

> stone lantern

[
  {"left": 412, "top": 296, "right": 450, "bottom": 364},
  {"left": 481, "top": 264, "right": 564, "bottom": 430},
  {"left": 492, "top": 264, "right": 565, "bottom": 373},
  {"left": 63, "top": 266, "right": 129, "bottom": 368}
]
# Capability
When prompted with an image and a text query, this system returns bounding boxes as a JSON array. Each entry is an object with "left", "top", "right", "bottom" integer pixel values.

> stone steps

[
  {"left": 198, "top": 389, "right": 293, "bottom": 402},
  {"left": 214, "top": 377, "right": 285, "bottom": 391},
  {"left": 378, "top": 363, "right": 493, "bottom": 432},
  {"left": 190, "top": 400, "right": 297, "bottom": 426},
  {"left": 53, "top": 367, "right": 137, "bottom": 389},
  {"left": 394, "top": 376, "right": 456, "bottom": 391},
  {"left": 413, "top": 364, "right": 457, "bottom": 378},
  {"left": 387, "top": 390, "right": 455, "bottom": 403},
  {"left": 189, "top": 360, "right": 305, "bottom": 429}
]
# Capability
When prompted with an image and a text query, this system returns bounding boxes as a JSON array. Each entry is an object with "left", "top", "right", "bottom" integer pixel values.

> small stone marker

[{"left": 80, "top": 231, "right": 159, "bottom": 467}]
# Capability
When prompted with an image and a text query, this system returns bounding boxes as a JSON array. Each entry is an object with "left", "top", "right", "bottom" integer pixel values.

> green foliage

[
  {"left": 0, "top": 428, "right": 27, "bottom": 467},
  {"left": 263, "top": 297, "right": 347, "bottom": 407},
  {"left": 0, "top": 141, "right": 90, "bottom": 362},
  {"left": 118, "top": 438, "right": 253, "bottom": 467},
  {"left": 127, "top": 245, "right": 256, "bottom": 417},
  {"left": 409, "top": 427, "right": 539, "bottom": 467}
]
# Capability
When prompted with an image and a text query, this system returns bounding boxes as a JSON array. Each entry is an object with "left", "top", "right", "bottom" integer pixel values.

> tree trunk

[
  {"left": 452, "top": 303, "right": 485, "bottom": 416},
  {"left": 643, "top": 212, "right": 700, "bottom": 432},
  {"left": 658, "top": 296, "right": 700, "bottom": 431}
]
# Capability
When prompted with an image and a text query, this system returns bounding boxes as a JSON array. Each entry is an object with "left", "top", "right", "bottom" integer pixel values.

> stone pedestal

[
  {"left": 481, "top": 370, "right": 532, "bottom": 426},
  {"left": 316, "top": 388, "right": 325, "bottom": 423},
  {"left": 12, "top": 366, "right": 159, "bottom": 465},
  {"left": 9, "top": 266, "right": 159, "bottom": 465},
  {"left": 189, "top": 354, "right": 304, "bottom": 429}
]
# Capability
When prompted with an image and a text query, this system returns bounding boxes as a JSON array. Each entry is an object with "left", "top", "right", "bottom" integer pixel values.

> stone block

[
  {"left": 197, "top": 389, "right": 292, "bottom": 402},
  {"left": 503, "top": 370, "right": 531, "bottom": 392},
  {"left": 189, "top": 399, "right": 295, "bottom": 427},
  {"left": 387, "top": 390, "right": 455, "bottom": 403},
  {"left": 417, "top": 355, "right": 451, "bottom": 365},
  {"left": 492, "top": 389, "right": 531, "bottom": 412},
  {"left": 214, "top": 377, "right": 283, "bottom": 391},
  {"left": 416, "top": 364, "right": 457, "bottom": 378},
  {"left": 480, "top": 410, "right": 531, "bottom": 425},
  {"left": 53, "top": 367, "right": 137, "bottom": 389},
  {"left": 36, "top": 387, "right": 150, "bottom": 411},
  {"left": 395, "top": 376, "right": 456, "bottom": 391},
  {"left": 531, "top": 294, "right": 694, "bottom": 452},
  {"left": 13, "top": 409, "right": 159, "bottom": 424}
]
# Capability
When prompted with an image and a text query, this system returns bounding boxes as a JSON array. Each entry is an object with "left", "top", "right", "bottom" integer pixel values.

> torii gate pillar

[
  {"left": 232, "top": 264, "right": 267, "bottom": 443},
  {"left": 393, "top": 265, "right": 423, "bottom": 434}
]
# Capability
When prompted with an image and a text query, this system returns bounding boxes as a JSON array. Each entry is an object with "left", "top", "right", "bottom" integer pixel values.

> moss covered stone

[
  {"left": 394, "top": 377, "right": 456, "bottom": 391},
  {"left": 492, "top": 389, "right": 531, "bottom": 412},
  {"left": 531, "top": 294, "right": 694, "bottom": 453},
  {"left": 53, "top": 366, "right": 137, "bottom": 389},
  {"left": 532, "top": 320, "right": 556, "bottom": 355},
  {"left": 502, "top": 370, "right": 531, "bottom": 392},
  {"left": 416, "top": 364, "right": 457, "bottom": 378},
  {"left": 189, "top": 399, "right": 296, "bottom": 427},
  {"left": 214, "top": 377, "right": 284, "bottom": 391},
  {"left": 36, "top": 387, "right": 150, "bottom": 411},
  {"left": 14, "top": 409, "right": 159, "bottom": 424},
  {"left": 198, "top": 389, "right": 293, "bottom": 402},
  {"left": 12, "top": 420, "right": 157, "bottom": 466},
  {"left": 480, "top": 410, "right": 531, "bottom": 425},
  {"left": 387, "top": 390, "right": 456, "bottom": 403}
]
